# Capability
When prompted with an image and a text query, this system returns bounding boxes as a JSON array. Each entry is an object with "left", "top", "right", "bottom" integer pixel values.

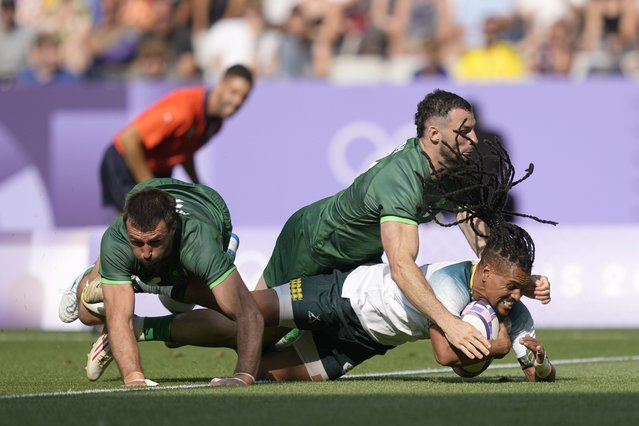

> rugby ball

[{"left": 452, "top": 300, "right": 499, "bottom": 378}]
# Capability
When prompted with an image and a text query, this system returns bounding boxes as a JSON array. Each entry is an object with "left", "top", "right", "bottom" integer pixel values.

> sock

[
  {"left": 133, "top": 315, "right": 145, "bottom": 341},
  {"left": 142, "top": 315, "right": 175, "bottom": 342},
  {"left": 157, "top": 286, "right": 173, "bottom": 297}
]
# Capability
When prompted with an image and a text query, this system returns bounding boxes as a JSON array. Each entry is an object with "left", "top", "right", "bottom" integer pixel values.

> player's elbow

[{"left": 432, "top": 348, "right": 458, "bottom": 367}]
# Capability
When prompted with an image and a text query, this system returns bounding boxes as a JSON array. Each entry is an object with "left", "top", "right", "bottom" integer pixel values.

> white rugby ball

[{"left": 452, "top": 300, "right": 499, "bottom": 378}]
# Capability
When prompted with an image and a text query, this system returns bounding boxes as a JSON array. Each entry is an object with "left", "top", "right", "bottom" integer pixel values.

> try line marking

[{"left": 1, "top": 354, "right": 637, "bottom": 400}]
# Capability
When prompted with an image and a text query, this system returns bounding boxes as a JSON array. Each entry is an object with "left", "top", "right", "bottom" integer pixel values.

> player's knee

[{"left": 78, "top": 302, "right": 104, "bottom": 326}]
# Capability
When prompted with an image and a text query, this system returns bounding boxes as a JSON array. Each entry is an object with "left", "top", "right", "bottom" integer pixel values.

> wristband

[
  {"left": 124, "top": 371, "right": 145, "bottom": 385},
  {"left": 533, "top": 352, "right": 552, "bottom": 378},
  {"left": 234, "top": 371, "right": 255, "bottom": 385}
]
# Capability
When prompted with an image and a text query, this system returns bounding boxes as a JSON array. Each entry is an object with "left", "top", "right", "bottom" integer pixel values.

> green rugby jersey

[
  {"left": 100, "top": 178, "right": 235, "bottom": 289},
  {"left": 301, "top": 137, "right": 443, "bottom": 269}
]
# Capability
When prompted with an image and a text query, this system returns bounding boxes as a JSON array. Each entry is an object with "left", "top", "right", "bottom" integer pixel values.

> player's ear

[
  {"left": 481, "top": 263, "right": 492, "bottom": 282},
  {"left": 426, "top": 123, "right": 440, "bottom": 144}
]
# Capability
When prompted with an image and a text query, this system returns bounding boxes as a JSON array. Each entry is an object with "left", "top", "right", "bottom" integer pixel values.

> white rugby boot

[{"left": 86, "top": 332, "right": 113, "bottom": 381}]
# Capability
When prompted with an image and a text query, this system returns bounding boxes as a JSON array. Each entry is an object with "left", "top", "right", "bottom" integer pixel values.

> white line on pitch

[
  {"left": 342, "top": 354, "right": 639, "bottom": 379},
  {"left": 1, "top": 354, "right": 637, "bottom": 400}
]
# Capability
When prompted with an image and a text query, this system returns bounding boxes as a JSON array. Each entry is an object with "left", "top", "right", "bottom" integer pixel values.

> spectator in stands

[
  {"left": 453, "top": 16, "right": 527, "bottom": 81},
  {"left": 87, "top": 0, "right": 140, "bottom": 80},
  {"left": 192, "top": 0, "right": 259, "bottom": 83},
  {"left": 278, "top": 4, "right": 313, "bottom": 77},
  {"left": 413, "top": 38, "right": 448, "bottom": 79},
  {"left": 0, "top": 0, "right": 35, "bottom": 84},
  {"left": 573, "top": 0, "right": 637, "bottom": 77},
  {"left": 529, "top": 19, "right": 577, "bottom": 76},
  {"left": 125, "top": 34, "right": 169, "bottom": 80},
  {"left": 15, "top": 31, "right": 78, "bottom": 86},
  {"left": 145, "top": 0, "right": 199, "bottom": 80}
]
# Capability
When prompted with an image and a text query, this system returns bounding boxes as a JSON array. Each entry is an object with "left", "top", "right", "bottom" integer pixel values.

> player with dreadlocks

[
  {"left": 251, "top": 89, "right": 553, "bottom": 361},
  {"left": 83, "top": 108, "right": 557, "bottom": 383},
  {"left": 105, "top": 192, "right": 556, "bottom": 384}
]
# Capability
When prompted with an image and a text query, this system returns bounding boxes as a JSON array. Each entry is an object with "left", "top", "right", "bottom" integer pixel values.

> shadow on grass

[{"left": 2, "top": 391, "right": 637, "bottom": 426}]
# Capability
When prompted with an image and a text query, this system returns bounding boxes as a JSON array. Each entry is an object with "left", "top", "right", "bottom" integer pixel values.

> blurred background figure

[
  {"left": 573, "top": 0, "right": 638, "bottom": 77},
  {"left": 412, "top": 38, "right": 448, "bottom": 79},
  {"left": 528, "top": 19, "right": 577, "bottom": 77},
  {"left": 125, "top": 34, "right": 169, "bottom": 80},
  {"left": 452, "top": 15, "right": 527, "bottom": 81},
  {"left": 86, "top": 0, "right": 141, "bottom": 80},
  {"left": 15, "top": 31, "right": 78, "bottom": 86},
  {"left": 0, "top": 0, "right": 35, "bottom": 85},
  {"left": 192, "top": 0, "right": 259, "bottom": 83}
]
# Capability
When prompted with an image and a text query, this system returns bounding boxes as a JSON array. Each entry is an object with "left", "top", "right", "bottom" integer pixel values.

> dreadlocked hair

[
  {"left": 480, "top": 221, "right": 535, "bottom": 274},
  {"left": 417, "top": 124, "right": 557, "bottom": 237}
]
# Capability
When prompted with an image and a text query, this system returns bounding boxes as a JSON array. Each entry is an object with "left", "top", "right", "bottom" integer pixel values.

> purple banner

[{"left": 1, "top": 79, "right": 638, "bottom": 230}]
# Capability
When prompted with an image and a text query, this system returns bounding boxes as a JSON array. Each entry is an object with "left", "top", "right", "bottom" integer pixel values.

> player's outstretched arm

[
  {"left": 519, "top": 334, "right": 556, "bottom": 382},
  {"left": 210, "top": 270, "right": 264, "bottom": 386},
  {"left": 381, "top": 220, "right": 490, "bottom": 360},
  {"left": 429, "top": 323, "right": 510, "bottom": 366},
  {"left": 102, "top": 283, "right": 152, "bottom": 386}
]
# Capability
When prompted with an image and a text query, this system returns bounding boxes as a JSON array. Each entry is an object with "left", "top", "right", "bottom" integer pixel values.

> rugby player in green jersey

[
  {"left": 258, "top": 89, "right": 493, "bottom": 361},
  {"left": 102, "top": 219, "right": 554, "bottom": 384},
  {"left": 63, "top": 178, "right": 263, "bottom": 387}
]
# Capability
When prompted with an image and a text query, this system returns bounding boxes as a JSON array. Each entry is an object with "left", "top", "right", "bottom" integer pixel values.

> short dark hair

[
  {"left": 223, "top": 64, "right": 254, "bottom": 87},
  {"left": 123, "top": 188, "right": 177, "bottom": 232},
  {"left": 414, "top": 89, "right": 473, "bottom": 138}
]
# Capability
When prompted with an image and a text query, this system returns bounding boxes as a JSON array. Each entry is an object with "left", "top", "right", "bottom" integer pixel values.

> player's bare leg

[
  {"left": 259, "top": 346, "right": 314, "bottom": 381},
  {"left": 255, "top": 274, "right": 268, "bottom": 290},
  {"left": 77, "top": 262, "right": 105, "bottom": 326}
]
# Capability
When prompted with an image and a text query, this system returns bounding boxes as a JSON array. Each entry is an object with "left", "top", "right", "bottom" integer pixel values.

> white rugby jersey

[{"left": 341, "top": 261, "right": 535, "bottom": 361}]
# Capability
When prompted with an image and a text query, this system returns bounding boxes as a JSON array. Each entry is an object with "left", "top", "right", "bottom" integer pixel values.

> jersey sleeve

[
  {"left": 180, "top": 223, "right": 236, "bottom": 289},
  {"left": 99, "top": 222, "right": 135, "bottom": 285},
  {"left": 505, "top": 301, "right": 537, "bottom": 368},
  {"left": 429, "top": 274, "right": 469, "bottom": 319},
  {"left": 131, "top": 93, "right": 194, "bottom": 150},
  {"left": 369, "top": 165, "right": 423, "bottom": 225}
]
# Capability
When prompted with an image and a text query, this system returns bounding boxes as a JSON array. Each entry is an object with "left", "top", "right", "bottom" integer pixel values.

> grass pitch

[{"left": 1, "top": 329, "right": 638, "bottom": 426}]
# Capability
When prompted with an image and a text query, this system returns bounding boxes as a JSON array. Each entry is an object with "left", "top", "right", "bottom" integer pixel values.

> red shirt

[{"left": 114, "top": 87, "right": 223, "bottom": 174}]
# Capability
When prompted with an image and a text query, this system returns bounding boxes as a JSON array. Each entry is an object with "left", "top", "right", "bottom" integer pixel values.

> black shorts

[
  {"left": 100, "top": 144, "right": 136, "bottom": 211},
  {"left": 284, "top": 271, "right": 395, "bottom": 380},
  {"left": 100, "top": 144, "right": 171, "bottom": 210}
]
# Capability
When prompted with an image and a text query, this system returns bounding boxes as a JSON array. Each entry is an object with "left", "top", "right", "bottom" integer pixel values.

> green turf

[{"left": 1, "top": 329, "right": 638, "bottom": 426}]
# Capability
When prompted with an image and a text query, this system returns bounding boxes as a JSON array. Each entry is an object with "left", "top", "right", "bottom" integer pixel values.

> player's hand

[
  {"left": 519, "top": 334, "right": 546, "bottom": 363},
  {"left": 209, "top": 377, "right": 251, "bottom": 387},
  {"left": 444, "top": 317, "right": 491, "bottom": 360},
  {"left": 524, "top": 275, "right": 551, "bottom": 304}
]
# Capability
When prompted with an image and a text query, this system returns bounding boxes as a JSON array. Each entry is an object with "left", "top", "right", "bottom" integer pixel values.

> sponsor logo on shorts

[
  {"left": 307, "top": 311, "right": 321, "bottom": 323},
  {"left": 290, "top": 278, "right": 303, "bottom": 301}
]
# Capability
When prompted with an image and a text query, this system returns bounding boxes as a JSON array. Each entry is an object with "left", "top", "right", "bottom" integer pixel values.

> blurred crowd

[{"left": 2, "top": 0, "right": 639, "bottom": 87}]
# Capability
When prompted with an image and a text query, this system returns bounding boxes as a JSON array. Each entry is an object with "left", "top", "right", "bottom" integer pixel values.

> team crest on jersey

[{"left": 290, "top": 278, "right": 303, "bottom": 301}]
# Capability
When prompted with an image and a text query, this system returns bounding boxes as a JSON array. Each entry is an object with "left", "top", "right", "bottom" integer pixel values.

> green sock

[{"left": 142, "top": 315, "right": 175, "bottom": 342}]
